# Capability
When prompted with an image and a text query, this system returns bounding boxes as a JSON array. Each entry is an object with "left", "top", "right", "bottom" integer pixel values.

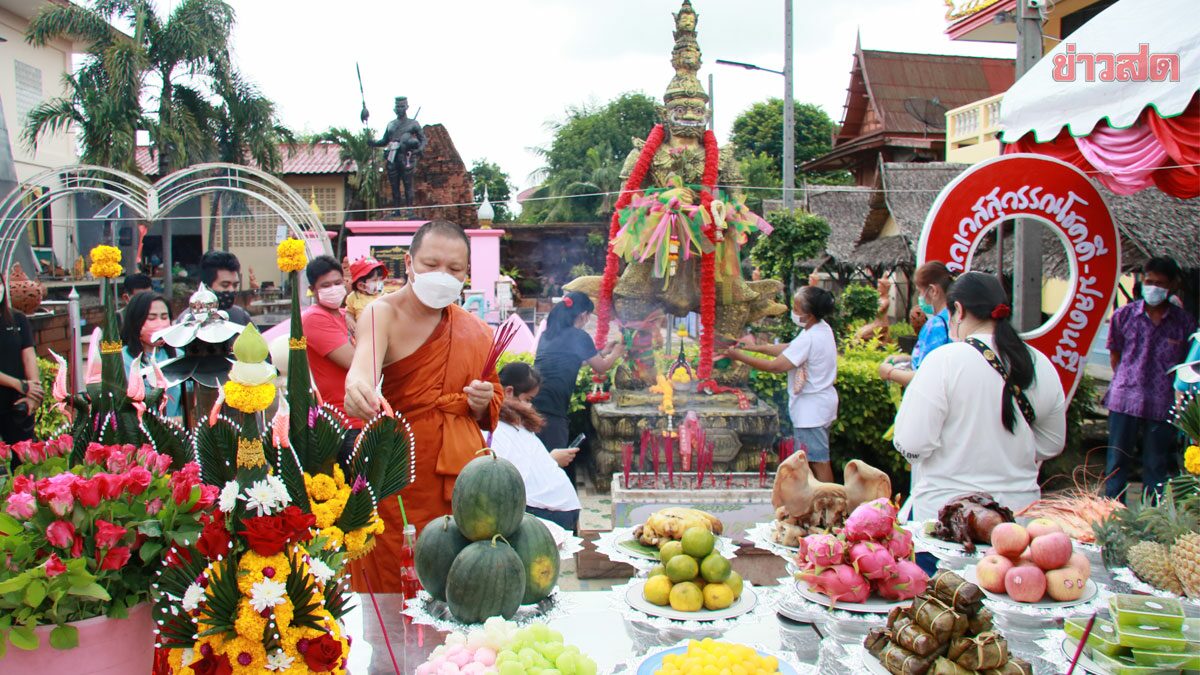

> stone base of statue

[{"left": 588, "top": 391, "right": 778, "bottom": 492}]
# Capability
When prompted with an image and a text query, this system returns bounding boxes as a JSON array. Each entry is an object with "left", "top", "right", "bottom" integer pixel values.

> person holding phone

[{"left": 492, "top": 362, "right": 582, "bottom": 532}]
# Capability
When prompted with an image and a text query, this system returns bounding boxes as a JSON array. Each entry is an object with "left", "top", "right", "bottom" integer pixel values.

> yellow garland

[
  {"left": 277, "top": 239, "right": 307, "bottom": 273},
  {"left": 274, "top": 599, "right": 294, "bottom": 632},
  {"left": 89, "top": 245, "right": 123, "bottom": 278},
  {"left": 305, "top": 466, "right": 352, "bottom": 529},
  {"left": 345, "top": 511, "right": 386, "bottom": 560},
  {"left": 233, "top": 599, "right": 268, "bottom": 640},
  {"left": 1186, "top": 444, "right": 1200, "bottom": 476},
  {"left": 307, "top": 474, "right": 338, "bottom": 502},
  {"left": 224, "top": 380, "right": 276, "bottom": 414},
  {"left": 237, "top": 552, "right": 288, "bottom": 595},
  {"left": 319, "top": 525, "right": 345, "bottom": 550},
  {"left": 222, "top": 634, "right": 269, "bottom": 674}
]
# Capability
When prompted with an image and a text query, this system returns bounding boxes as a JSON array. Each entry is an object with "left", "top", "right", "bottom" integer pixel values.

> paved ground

[{"left": 558, "top": 478, "right": 616, "bottom": 592}]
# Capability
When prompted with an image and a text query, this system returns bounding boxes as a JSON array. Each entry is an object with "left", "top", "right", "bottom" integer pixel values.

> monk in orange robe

[{"left": 344, "top": 221, "right": 502, "bottom": 592}]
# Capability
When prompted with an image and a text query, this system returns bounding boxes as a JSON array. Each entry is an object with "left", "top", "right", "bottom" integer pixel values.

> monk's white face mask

[{"left": 411, "top": 271, "right": 464, "bottom": 308}]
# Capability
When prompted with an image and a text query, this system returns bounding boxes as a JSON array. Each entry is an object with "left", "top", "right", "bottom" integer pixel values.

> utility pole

[
  {"left": 782, "top": 0, "right": 795, "bottom": 209},
  {"left": 1012, "top": 0, "right": 1043, "bottom": 330},
  {"left": 708, "top": 73, "right": 715, "bottom": 131}
]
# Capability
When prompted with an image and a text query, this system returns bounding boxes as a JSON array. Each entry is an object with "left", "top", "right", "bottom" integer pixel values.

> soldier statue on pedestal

[{"left": 370, "top": 96, "right": 427, "bottom": 207}]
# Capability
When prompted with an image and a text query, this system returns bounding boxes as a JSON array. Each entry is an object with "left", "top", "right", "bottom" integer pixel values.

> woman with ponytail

[
  {"left": 532, "top": 291, "right": 625, "bottom": 483},
  {"left": 893, "top": 272, "right": 1067, "bottom": 521}
]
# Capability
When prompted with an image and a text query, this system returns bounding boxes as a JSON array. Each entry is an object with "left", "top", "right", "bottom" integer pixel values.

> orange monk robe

[{"left": 350, "top": 304, "right": 502, "bottom": 593}]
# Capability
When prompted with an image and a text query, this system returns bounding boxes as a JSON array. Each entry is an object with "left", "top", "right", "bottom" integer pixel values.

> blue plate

[{"left": 636, "top": 645, "right": 800, "bottom": 675}]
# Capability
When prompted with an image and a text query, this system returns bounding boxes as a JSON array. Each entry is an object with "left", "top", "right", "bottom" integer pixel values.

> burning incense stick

[
  {"left": 1066, "top": 612, "right": 1096, "bottom": 675},
  {"left": 480, "top": 321, "right": 520, "bottom": 379}
]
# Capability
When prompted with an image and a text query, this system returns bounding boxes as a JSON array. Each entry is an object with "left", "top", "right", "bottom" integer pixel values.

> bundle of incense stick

[{"left": 480, "top": 320, "right": 520, "bottom": 379}]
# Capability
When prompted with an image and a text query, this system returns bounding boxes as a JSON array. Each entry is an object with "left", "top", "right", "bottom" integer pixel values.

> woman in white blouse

[
  {"left": 893, "top": 272, "right": 1067, "bottom": 522},
  {"left": 490, "top": 362, "right": 582, "bottom": 532}
]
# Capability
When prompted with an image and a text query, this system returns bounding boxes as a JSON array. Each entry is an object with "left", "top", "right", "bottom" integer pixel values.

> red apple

[
  {"left": 976, "top": 555, "right": 1014, "bottom": 593},
  {"left": 1067, "top": 551, "right": 1091, "bottom": 578},
  {"left": 1004, "top": 565, "right": 1047, "bottom": 603},
  {"left": 990, "top": 523, "right": 1030, "bottom": 558},
  {"left": 1045, "top": 566, "right": 1087, "bottom": 602},
  {"left": 1029, "top": 532, "right": 1073, "bottom": 571},
  {"left": 1026, "top": 518, "right": 1064, "bottom": 539}
]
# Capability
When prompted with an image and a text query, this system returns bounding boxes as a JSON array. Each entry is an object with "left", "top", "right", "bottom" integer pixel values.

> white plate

[
  {"left": 860, "top": 652, "right": 892, "bottom": 675},
  {"left": 624, "top": 579, "right": 759, "bottom": 622},
  {"left": 1059, "top": 636, "right": 1108, "bottom": 675},
  {"left": 794, "top": 578, "right": 908, "bottom": 615},
  {"left": 910, "top": 521, "right": 986, "bottom": 559},
  {"left": 961, "top": 565, "right": 1099, "bottom": 610}
]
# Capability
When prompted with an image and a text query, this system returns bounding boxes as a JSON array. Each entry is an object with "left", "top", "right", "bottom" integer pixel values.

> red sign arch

[{"left": 917, "top": 154, "right": 1121, "bottom": 401}]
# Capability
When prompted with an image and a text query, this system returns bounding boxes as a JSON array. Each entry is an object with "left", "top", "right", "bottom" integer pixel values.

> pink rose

[
  {"left": 72, "top": 478, "right": 103, "bottom": 508},
  {"left": 5, "top": 492, "right": 36, "bottom": 520},
  {"left": 94, "top": 473, "right": 124, "bottom": 501},
  {"left": 192, "top": 484, "right": 219, "bottom": 513},
  {"left": 46, "top": 520, "right": 75, "bottom": 549},
  {"left": 71, "top": 533, "right": 83, "bottom": 558},
  {"left": 84, "top": 442, "right": 109, "bottom": 465},
  {"left": 125, "top": 467, "right": 153, "bottom": 496},
  {"left": 98, "top": 546, "right": 131, "bottom": 571},
  {"left": 173, "top": 482, "right": 195, "bottom": 507},
  {"left": 95, "top": 519, "right": 128, "bottom": 549},
  {"left": 45, "top": 486, "right": 75, "bottom": 517},
  {"left": 106, "top": 450, "right": 129, "bottom": 473},
  {"left": 44, "top": 553, "right": 66, "bottom": 578},
  {"left": 146, "top": 498, "right": 164, "bottom": 516},
  {"left": 154, "top": 454, "right": 172, "bottom": 475}
]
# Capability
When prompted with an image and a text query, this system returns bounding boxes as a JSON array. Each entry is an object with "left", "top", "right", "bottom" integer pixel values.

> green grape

[
  {"left": 528, "top": 668, "right": 543, "bottom": 675},
  {"left": 541, "top": 642, "right": 565, "bottom": 662},
  {"left": 498, "top": 662, "right": 524, "bottom": 675},
  {"left": 547, "top": 630, "right": 563, "bottom": 644},
  {"left": 519, "top": 648, "right": 539, "bottom": 668},
  {"left": 542, "top": 670, "right": 562, "bottom": 675},
  {"left": 576, "top": 656, "right": 597, "bottom": 675},
  {"left": 555, "top": 652, "right": 577, "bottom": 675}
]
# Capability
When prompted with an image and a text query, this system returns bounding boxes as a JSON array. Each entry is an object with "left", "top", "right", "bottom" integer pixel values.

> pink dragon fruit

[
  {"left": 882, "top": 528, "right": 914, "bottom": 559},
  {"left": 794, "top": 534, "right": 809, "bottom": 562},
  {"left": 874, "top": 559, "right": 929, "bottom": 601},
  {"left": 799, "top": 564, "right": 871, "bottom": 605},
  {"left": 848, "top": 541, "right": 898, "bottom": 581},
  {"left": 843, "top": 498, "right": 899, "bottom": 542},
  {"left": 803, "top": 533, "right": 847, "bottom": 568}
]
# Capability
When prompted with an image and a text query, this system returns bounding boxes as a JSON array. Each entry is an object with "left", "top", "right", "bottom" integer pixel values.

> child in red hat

[{"left": 345, "top": 257, "right": 389, "bottom": 337}]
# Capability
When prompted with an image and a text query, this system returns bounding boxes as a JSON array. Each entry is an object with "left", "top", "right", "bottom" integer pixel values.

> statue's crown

[{"left": 664, "top": 0, "right": 707, "bottom": 105}]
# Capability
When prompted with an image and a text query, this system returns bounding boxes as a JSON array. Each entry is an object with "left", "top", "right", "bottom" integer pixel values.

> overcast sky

[{"left": 215, "top": 0, "right": 1011, "bottom": 198}]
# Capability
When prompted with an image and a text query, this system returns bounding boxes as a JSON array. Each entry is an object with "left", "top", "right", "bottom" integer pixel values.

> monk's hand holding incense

[
  {"left": 464, "top": 379, "right": 494, "bottom": 420},
  {"left": 345, "top": 374, "right": 382, "bottom": 420}
]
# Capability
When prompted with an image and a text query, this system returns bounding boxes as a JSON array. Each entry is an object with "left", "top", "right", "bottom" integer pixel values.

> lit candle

[
  {"left": 666, "top": 432, "right": 674, "bottom": 487},
  {"left": 622, "top": 442, "right": 632, "bottom": 489},
  {"left": 653, "top": 433, "right": 660, "bottom": 483},
  {"left": 759, "top": 449, "right": 768, "bottom": 488}
]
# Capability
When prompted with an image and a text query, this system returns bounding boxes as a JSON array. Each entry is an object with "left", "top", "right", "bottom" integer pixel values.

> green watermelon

[
  {"left": 452, "top": 452, "right": 526, "bottom": 541},
  {"left": 414, "top": 515, "right": 471, "bottom": 602},
  {"left": 509, "top": 514, "right": 561, "bottom": 604},
  {"left": 445, "top": 536, "right": 526, "bottom": 623}
]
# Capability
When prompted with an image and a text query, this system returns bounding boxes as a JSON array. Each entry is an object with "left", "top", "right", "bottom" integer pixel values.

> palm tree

[
  {"left": 311, "top": 127, "right": 385, "bottom": 221},
  {"left": 533, "top": 144, "right": 624, "bottom": 222},
  {"left": 24, "top": 0, "right": 236, "bottom": 177}
]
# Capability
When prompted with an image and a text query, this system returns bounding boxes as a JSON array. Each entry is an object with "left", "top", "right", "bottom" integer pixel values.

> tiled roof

[
  {"left": 134, "top": 143, "right": 356, "bottom": 177},
  {"left": 805, "top": 188, "right": 874, "bottom": 261}
]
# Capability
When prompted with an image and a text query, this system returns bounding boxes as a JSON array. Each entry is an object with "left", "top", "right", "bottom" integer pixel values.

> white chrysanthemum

[
  {"left": 265, "top": 650, "right": 294, "bottom": 671},
  {"left": 249, "top": 578, "right": 287, "bottom": 613},
  {"left": 180, "top": 648, "right": 195, "bottom": 668},
  {"left": 218, "top": 481, "right": 239, "bottom": 513},
  {"left": 181, "top": 583, "right": 206, "bottom": 612},
  {"left": 309, "top": 557, "right": 335, "bottom": 584},
  {"left": 240, "top": 476, "right": 289, "bottom": 515}
]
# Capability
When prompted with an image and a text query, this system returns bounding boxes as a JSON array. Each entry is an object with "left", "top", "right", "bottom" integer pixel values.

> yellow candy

[{"left": 654, "top": 641, "right": 780, "bottom": 675}]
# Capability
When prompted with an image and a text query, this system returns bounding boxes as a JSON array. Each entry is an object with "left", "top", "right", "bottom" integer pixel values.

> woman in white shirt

[
  {"left": 727, "top": 286, "right": 839, "bottom": 482},
  {"left": 491, "top": 362, "right": 582, "bottom": 532},
  {"left": 893, "top": 272, "right": 1067, "bottom": 522}
]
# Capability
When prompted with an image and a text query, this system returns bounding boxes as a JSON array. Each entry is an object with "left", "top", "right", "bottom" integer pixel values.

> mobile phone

[{"left": 568, "top": 433, "right": 586, "bottom": 449}]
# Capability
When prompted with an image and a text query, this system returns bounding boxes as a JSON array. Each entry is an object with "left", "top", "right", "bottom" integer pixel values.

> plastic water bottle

[{"left": 399, "top": 523, "right": 421, "bottom": 599}]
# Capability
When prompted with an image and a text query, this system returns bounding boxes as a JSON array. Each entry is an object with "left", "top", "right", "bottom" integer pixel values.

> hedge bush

[{"left": 34, "top": 357, "right": 69, "bottom": 439}]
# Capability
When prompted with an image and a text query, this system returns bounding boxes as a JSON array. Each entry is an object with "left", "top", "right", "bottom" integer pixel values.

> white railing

[{"left": 946, "top": 93, "right": 1004, "bottom": 148}]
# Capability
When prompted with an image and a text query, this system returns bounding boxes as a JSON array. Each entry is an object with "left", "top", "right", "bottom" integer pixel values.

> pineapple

[
  {"left": 1128, "top": 541, "right": 1185, "bottom": 595},
  {"left": 1171, "top": 533, "right": 1200, "bottom": 598}
]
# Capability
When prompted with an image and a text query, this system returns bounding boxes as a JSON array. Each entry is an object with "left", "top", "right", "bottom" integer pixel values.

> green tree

[
  {"left": 749, "top": 208, "right": 830, "bottom": 298},
  {"left": 470, "top": 159, "right": 514, "bottom": 223},
  {"left": 24, "top": 0, "right": 249, "bottom": 177},
  {"left": 737, "top": 151, "right": 781, "bottom": 213},
  {"left": 524, "top": 92, "right": 659, "bottom": 223},
  {"left": 311, "top": 128, "right": 386, "bottom": 221},
  {"left": 730, "top": 99, "right": 850, "bottom": 187}
]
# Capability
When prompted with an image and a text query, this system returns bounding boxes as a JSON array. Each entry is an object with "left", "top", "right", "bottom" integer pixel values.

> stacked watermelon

[{"left": 415, "top": 452, "right": 561, "bottom": 624}]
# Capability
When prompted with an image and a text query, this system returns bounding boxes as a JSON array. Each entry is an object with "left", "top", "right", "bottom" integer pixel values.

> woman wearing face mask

[
  {"left": 491, "top": 362, "right": 582, "bottom": 533},
  {"left": 726, "top": 286, "right": 839, "bottom": 483},
  {"left": 301, "top": 255, "right": 359, "bottom": 425},
  {"left": 893, "top": 272, "right": 1067, "bottom": 522},
  {"left": 345, "top": 257, "right": 389, "bottom": 338},
  {"left": 531, "top": 291, "right": 626, "bottom": 484},
  {"left": 0, "top": 273, "right": 42, "bottom": 445},
  {"left": 120, "top": 292, "right": 182, "bottom": 419},
  {"left": 343, "top": 221, "right": 502, "bottom": 593},
  {"left": 879, "top": 261, "right": 955, "bottom": 387}
]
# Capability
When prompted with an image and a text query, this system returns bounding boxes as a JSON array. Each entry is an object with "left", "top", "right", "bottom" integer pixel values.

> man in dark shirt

[
  {"left": 0, "top": 276, "right": 41, "bottom": 444},
  {"left": 180, "top": 251, "right": 251, "bottom": 326}
]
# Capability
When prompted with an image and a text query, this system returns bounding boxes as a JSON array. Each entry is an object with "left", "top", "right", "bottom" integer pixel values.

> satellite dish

[{"left": 903, "top": 97, "right": 948, "bottom": 133}]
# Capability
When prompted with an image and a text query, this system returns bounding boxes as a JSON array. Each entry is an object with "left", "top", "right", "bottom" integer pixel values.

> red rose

[
  {"left": 303, "top": 633, "right": 344, "bottom": 672},
  {"left": 191, "top": 484, "right": 219, "bottom": 513},
  {"left": 164, "top": 545, "right": 193, "bottom": 568},
  {"left": 10, "top": 475, "right": 34, "bottom": 494},
  {"left": 84, "top": 442, "right": 109, "bottom": 465},
  {"left": 98, "top": 546, "right": 131, "bottom": 571},
  {"left": 125, "top": 467, "right": 153, "bottom": 496},
  {"left": 72, "top": 477, "right": 102, "bottom": 508},
  {"left": 196, "top": 517, "right": 231, "bottom": 560},
  {"left": 279, "top": 505, "right": 316, "bottom": 542},
  {"left": 46, "top": 520, "right": 75, "bottom": 548},
  {"left": 188, "top": 651, "right": 233, "bottom": 675},
  {"left": 44, "top": 553, "right": 66, "bottom": 577},
  {"left": 94, "top": 519, "right": 128, "bottom": 549},
  {"left": 94, "top": 473, "right": 124, "bottom": 500},
  {"left": 240, "top": 515, "right": 290, "bottom": 556},
  {"left": 71, "top": 533, "right": 83, "bottom": 558}
]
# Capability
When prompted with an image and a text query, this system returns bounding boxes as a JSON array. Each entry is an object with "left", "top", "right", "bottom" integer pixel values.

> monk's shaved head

[{"left": 411, "top": 220, "right": 470, "bottom": 254}]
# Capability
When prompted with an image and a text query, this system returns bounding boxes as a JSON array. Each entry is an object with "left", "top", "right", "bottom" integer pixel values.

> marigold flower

[
  {"left": 223, "top": 380, "right": 276, "bottom": 414},
  {"left": 1186, "top": 444, "right": 1200, "bottom": 476},
  {"left": 276, "top": 239, "right": 307, "bottom": 273},
  {"left": 88, "top": 245, "right": 123, "bottom": 278}
]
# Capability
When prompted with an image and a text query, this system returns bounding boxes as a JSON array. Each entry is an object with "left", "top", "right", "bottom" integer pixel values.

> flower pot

[{"left": 1, "top": 602, "right": 154, "bottom": 673}]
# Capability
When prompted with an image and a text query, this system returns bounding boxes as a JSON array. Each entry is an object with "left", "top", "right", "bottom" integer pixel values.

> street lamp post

[{"left": 716, "top": 0, "right": 796, "bottom": 209}]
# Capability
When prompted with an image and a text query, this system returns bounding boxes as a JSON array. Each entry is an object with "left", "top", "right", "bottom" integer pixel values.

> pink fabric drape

[
  {"left": 1076, "top": 117, "right": 1168, "bottom": 195},
  {"left": 1145, "top": 94, "right": 1200, "bottom": 198}
]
